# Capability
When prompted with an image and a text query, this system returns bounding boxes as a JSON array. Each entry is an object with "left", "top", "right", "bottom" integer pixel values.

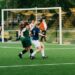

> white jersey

[
  {"left": 30, "top": 23, "right": 35, "bottom": 31},
  {"left": 18, "top": 28, "right": 26, "bottom": 37}
]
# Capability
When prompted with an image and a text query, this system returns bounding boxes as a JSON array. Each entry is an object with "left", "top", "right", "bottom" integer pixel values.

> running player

[
  {"left": 30, "top": 24, "right": 47, "bottom": 59},
  {"left": 18, "top": 22, "right": 33, "bottom": 59}
]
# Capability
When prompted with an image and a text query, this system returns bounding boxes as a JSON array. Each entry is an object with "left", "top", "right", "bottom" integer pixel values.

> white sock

[
  {"left": 20, "top": 52, "right": 22, "bottom": 55},
  {"left": 31, "top": 51, "right": 37, "bottom": 56},
  {"left": 41, "top": 49, "right": 45, "bottom": 57}
]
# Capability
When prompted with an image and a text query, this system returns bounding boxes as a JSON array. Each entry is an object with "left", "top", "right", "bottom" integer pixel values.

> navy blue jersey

[{"left": 31, "top": 27, "right": 40, "bottom": 40}]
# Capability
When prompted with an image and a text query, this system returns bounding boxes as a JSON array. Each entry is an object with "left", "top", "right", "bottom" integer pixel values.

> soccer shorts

[
  {"left": 20, "top": 37, "right": 32, "bottom": 48},
  {"left": 32, "top": 40, "right": 41, "bottom": 48}
]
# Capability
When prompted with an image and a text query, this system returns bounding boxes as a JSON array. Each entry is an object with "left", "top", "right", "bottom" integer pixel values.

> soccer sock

[
  {"left": 30, "top": 49, "right": 33, "bottom": 56},
  {"left": 30, "top": 49, "right": 33, "bottom": 54},
  {"left": 31, "top": 50, "right": 38, "bottom": 56},
  {"left": 20, "top": 50, "right": 27, "bottom": 55},
  {"left": 41, "top": 49, "right": 45, "bottom": 57}
]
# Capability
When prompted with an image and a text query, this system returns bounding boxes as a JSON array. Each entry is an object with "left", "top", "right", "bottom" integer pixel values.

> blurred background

[{"left": 0, "top": 0, "right": 75, "bottom": 44}]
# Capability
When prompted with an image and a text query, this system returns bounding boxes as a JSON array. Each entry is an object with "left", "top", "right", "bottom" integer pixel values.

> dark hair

[
  {"left": 36, "top": 23, "right": 40, "bottom": 27},
  {"left": 23, "top": 22, "right": 29, "bottom": 27},
  {"left": 19, "top": 24, "right": 24, "bottom": 30},
  {"left": 19, "top": 22, "right": 29, "bottom": 30}
]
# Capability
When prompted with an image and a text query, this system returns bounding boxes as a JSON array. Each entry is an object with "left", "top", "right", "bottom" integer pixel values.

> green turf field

[{"left": 0, "top": 42, "right": 75, "bottom": 75}]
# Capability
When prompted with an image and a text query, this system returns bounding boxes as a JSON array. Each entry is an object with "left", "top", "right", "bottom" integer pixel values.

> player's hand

[{"left": 45, "top": 35, "right": 47, "bottom": 37}]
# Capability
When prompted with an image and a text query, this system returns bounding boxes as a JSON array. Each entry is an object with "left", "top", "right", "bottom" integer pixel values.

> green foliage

[
  {"left": 0, "top": 0, "right": 75, "bottom": 25},
  {"left": 0, "top": 0, "right": 75, "bottom": 9},
  {"left": 64, "top": 32, "right": 70, "bottom": 38}
]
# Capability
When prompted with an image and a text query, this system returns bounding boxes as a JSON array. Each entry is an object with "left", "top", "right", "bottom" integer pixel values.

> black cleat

[
  {"left": 18, "top": 53, "right": 22, "bottom": 59},
  {"left": 30, "top": 56, "right": 35, "bottom": 60},
  {"left": 42, "top": 56, "right": 48, "bottom": 59}
]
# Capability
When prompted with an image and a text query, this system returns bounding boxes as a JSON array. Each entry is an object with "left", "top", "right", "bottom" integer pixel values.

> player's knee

[
  {"left": 25, "top": 48, "right": 29, "bottom": 51},
  {"left": 37, "top": 47, "right": 41, "bottom": 52}
]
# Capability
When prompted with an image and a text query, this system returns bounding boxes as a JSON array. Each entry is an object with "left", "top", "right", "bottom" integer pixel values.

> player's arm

[
  {"left": 18, "top": 30, "right": 21, "bottom": 37},
  {"left": 39, "top": 33, "right": 45, "bottom": 36},
  {"left": 21, "top": 28, "right": 26, "bottom": 37},
  {"left": 39, "top": 33, "right": 47, "bottom": 38},
  {"left": 30, "top": 29, "right": 34, "bottom": 37},
  {"left": 38, "top": 29, "right": 46, "bottom": 37}
]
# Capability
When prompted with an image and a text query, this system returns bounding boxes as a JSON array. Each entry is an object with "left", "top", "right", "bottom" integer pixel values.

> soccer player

[
  {"left": 30, "top": 24, "right": 47, "bottom": 59},
  {"left": 18, "top": 22, "right": 33, "bottom": 59},
  {"left": 39, "top": 19, "right": 47, "bottom": 42}
]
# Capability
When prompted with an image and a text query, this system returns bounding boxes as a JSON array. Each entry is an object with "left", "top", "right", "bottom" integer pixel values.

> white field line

[
  {"left": 1, "top": 42, "right": 75, "bottom": 46},
  {"left": 0, "top": 63, "right": 75, "bottom": 68},
  {"left": 0, "top": 46, "right": 22, "bottom": 49},
  {"left": 0, "top": 46, "right": 75, "bottom": 50}
]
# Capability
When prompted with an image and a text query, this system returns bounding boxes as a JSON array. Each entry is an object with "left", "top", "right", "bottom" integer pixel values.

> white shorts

[{"left": 32, "top": 40, "right": 41, "bottom": 48}]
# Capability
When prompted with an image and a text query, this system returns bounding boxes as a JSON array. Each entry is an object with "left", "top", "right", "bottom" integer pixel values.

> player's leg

[
  {"left": 30, "top": 40, "right": 41, "bottom": 59},
  {"left": 27, "top": 38, "right": 34, "bottom": 57},
  {"left": 19, "top": 38, "right": 31, "bottom": 59},
  {"left": 31, "top": 47, "right": 41, "bottom": 56},
  {"left": 19, "top": 48, "right": 28, "bottom": 59},
  {"left": 40, "top": 42, "right": 48, "bottom": 59},
  {"left": 28, "top": 46, "right": 34, "bottom": 57},
  {"left": 40, "top": 36, "right": 43, "bottom": 42},
  {"left": 40, "top": 42, "right": 45, "bottom": 57},
  {"left": 42, "top": 30, "right": 46, "bottom": 42},
  {"left": 19, "top": 46, "right": 34, "bottom": 59}
]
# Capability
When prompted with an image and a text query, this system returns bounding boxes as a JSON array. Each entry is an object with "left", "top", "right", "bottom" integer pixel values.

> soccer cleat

[
  {"left": 30, "top": 56, "right": 35, "bottom": 60},
  {"left": 18, "top": 53, "right": 22, "bottom": 59},
  {"left": 42, "top": 56, "right": 48, "bottom": 59}
]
